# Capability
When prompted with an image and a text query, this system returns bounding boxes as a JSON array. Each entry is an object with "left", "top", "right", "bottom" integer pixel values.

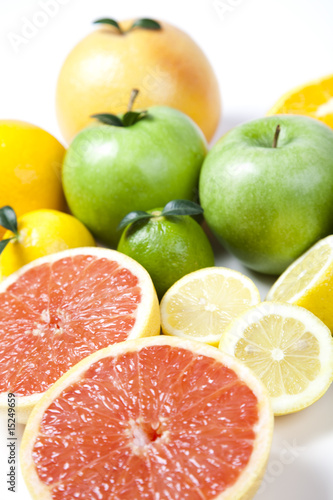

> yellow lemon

[
  {"left": 267, "top": 235, "right": 333, "bottom": 332},
  {"left": 219, "top": 302, "right": 333, "bottom": 415},
  {"left": 0, "top": 120, "right": 66, "bottom": 239},
  {"left": 0, "top": 209, "right": 95, "bottom": 280},
  {"left": 160, "top": 267, "right": 260, "bottom": 345}
]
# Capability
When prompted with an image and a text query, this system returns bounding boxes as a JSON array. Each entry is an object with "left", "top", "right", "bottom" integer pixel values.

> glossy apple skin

[
  {"left": 62, "top": 106, "right": 207, "bottom": 247},
  {"left": 199, "top": 115, "right": 333, "bottom": 274}
]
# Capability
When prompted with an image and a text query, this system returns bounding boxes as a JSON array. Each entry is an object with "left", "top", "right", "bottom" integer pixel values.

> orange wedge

[{"left": 268, "top": 74, "right": 333, "bottom": 129}]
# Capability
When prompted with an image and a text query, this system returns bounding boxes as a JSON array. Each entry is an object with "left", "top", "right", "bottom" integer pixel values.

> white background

[{"left": 1, "top": 0, "right": 333, "bottom": 498}]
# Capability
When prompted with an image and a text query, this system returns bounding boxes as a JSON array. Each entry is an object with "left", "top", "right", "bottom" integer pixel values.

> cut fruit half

[
  {"left": 0, "top": 247, "right": 159, "bottom": 423},
  {"left": 160, "top": 267, "right": 261, "bottom": 345},
  {"left": 267, "top": 235, "right": 333, "bottom": 331},
  {"left": 219, "top": 302, "right": 333, "bottom": 415},
  {"left": 21, "top": 336, "right": 273, "bottom": 500},
  {"left": 267, "top": 74, "right": 333, "bottom": 129}
]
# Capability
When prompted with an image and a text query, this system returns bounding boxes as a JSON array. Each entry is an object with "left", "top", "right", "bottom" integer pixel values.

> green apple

[
  {"left": 199, "top": 115, "right": 333, "bottom": 274},
  {"left": 62, "top": 98, "right": 207, "bottom": 247}
]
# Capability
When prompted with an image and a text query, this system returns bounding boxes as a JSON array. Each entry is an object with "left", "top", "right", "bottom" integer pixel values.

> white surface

[{"left": 0, "top": 0, "right": 333, "bottom": 498}]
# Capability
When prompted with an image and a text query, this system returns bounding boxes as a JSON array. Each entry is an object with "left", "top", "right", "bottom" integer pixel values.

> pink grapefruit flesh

[
  {"left": 21, "top": 338, "right": 273, "bottom": 500},
  {"left": 0, "top": 249, "right": 159, "bottom": 400}
]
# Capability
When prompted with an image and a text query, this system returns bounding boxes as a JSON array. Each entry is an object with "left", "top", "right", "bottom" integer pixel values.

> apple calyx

[
  {"left": 272, "top": 124, "right": 281, "bottom": 148},
  {"left": 0, "top": 206, "right": 19, "bottom": 254},
  {"left": 91, "top": 89, "right": 148, "bottom": 128},
  {"left": 118, "top": 200, "right": 204, "bottom": 231},
  {"left": 93, "top": 18, "right": 162, "bottom": 34}
]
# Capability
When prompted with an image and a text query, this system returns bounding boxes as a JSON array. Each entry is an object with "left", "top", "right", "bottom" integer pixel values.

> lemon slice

[
  {"left": 219, "top": 302, "right": 333, "bottom": 415},
  {"left": 160, "top": 267, "right": 260, "bottom": 345},
  {"left": 267, "top": 235, "right": 333, "bottom": 331},
  {"left": 267, "top": 74, "right": 333, "bottom": 129}
]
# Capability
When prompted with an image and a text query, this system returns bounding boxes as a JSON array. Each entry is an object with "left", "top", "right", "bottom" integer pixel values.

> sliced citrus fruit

[
  {"left": 160, "top": 267, "right": 261, "bottom": 345},
  {"left": 219, "top": 302, "right": 333, "bottom": 415},
  {"left": 267, "top": 74, "right": 333, "bottom": 129},
  {"left": 267, "top": 235, "right": 333, "bottom": 332},
  {"left": 21, "top": 336, "right": 273, "bottom": 500},
  {"left": 0, "top": 248, "right": 159, "bottom": 423}
]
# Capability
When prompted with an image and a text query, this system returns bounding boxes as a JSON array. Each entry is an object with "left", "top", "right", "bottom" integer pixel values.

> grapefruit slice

[
  {"left": 0, "top": 248, "right": 159, "bottom": 423},
  {"left": 21, "top": 336, "right": 273, "bottom": 500}
]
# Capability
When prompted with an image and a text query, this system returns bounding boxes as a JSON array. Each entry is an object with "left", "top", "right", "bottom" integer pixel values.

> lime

[{"left": 117, "top": 202, "right": 214, "bottom": 299}]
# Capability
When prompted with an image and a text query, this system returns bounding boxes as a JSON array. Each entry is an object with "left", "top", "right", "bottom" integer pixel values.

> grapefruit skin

[
  {"left": 21, "top": 337, "right": 273, "bottom": 500},
  {"left": 62, "top": 106, "right": 207, "bottom": 247},
  {"left": 56, "top": 20, "right": 221, "bottom": 143}
]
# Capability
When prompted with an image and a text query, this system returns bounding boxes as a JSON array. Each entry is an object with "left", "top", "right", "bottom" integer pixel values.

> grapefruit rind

[
  {"left": 219, "top": 302, "right": 333, "bottom": 416},
  {"left": 160, "top": 267, "right": 261, "bottom": 345},
  {"left": 0, "top": 247, "right": 160, "bottom": 424},
  {"left": 20, "top": 336, "right": 273, "bottom": 500}
]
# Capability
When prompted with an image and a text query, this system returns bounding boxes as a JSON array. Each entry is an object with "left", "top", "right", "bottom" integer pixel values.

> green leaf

[
  {"left": 91, "top": 113, "right": 124, "bottom": 127},
  {"left": 0, "top": 238, "right": 14, "bottom": 255},
  {"left": 118, "top": 211, "right": 153, "bottom": 231},
  {"left": 129, "top": 19, "right": 162, "bottom": 31},
  {"left": 162, "top": 200, "right": 204, "bottom": 217},
  {"left": 93, "top": 18, "right": 123, "bottom": 33},
  {"left": 0, "top": 206, "right": 18, "bottom": 235},
  {"left": 122, "top": 110, "right": 148, "bottom": 127}
]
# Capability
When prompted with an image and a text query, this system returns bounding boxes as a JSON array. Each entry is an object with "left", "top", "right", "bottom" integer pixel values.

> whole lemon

[
  {"left": 0, "top": 120, "right": 66, "bottom": 239},
  {"left": 0, "top": 208, "right": 95, "bottom": 280},
  {"left": 56, "top": 19, "right": 221, "bottom": 143}
]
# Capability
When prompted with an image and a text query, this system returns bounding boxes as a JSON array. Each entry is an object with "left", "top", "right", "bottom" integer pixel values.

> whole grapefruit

[{"left": 56, "top": 19, "right": 221, "bottom": 143}]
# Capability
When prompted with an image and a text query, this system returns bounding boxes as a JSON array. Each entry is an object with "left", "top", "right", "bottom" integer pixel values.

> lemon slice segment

[
  {"left": 267, "top": 235, "right": 333, "bottom": 331},
  {"left": 219, "top": 302, "right": 333, "bottom": 415},
  {"left": 160, "top": 267, "right": 260, "bottom": 345}
]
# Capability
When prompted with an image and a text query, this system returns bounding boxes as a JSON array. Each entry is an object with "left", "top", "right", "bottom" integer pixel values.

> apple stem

[
  {"left": 128, "top": 89, "right": 139, "bottom": 112},
  {"left": 272, "top": 124, "right": 281, "bottom": 148}
]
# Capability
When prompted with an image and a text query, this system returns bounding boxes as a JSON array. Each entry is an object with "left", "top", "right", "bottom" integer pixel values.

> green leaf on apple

[
  {"left": 129, "top": 19, "right": 162, "bottom": 31},
  {"left": 93, "top": 18, "right": 123, "bottom": 33},
  {"left": 0, "top": 206, "right": 18, "bottom": 235},
  {"left": 162, "top": 200, "right": 204, "bottom": 217},
  {"left": 122, "top": 110, "right": 148, "bottom": 127},
  {"left": 91, "top": 114, "right": 124, "bottom": 127},
  {"left": 118, "top": 211, "right": 153, "bottom": 231}
]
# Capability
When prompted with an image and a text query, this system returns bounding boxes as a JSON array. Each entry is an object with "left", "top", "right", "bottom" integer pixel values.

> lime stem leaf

[
  {"left": 162, "top": 200, "right": 204, "bottom": 217},
  {"left": 118, "top": 211, "right": 153, "bottom": 231},
  {"left": 129, "top": 19, "right": 162, "bottom": 31},
  {"left": 93, "top": 18, "right": 123, "bottom": 33},
  {"left": 0, "top": 206, "right": 18, "bottom": 235},
  {"left": 91, "top": 114, "right": 124, "bottom": 127},
  {"left": 0, "top": 238, "right": 15, "bottom": 255}
]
